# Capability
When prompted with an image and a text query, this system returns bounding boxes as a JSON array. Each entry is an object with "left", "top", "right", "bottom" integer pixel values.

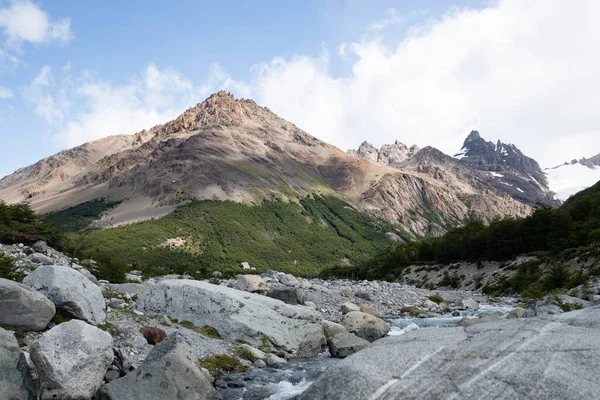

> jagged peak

[{"left": 464, "top": 130, "right": 481, "bottom": 145}]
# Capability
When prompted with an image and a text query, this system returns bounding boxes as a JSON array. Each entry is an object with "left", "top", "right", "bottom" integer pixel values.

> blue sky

[{"left": 1, "top": 0, "right": 600, "bottom": 179}]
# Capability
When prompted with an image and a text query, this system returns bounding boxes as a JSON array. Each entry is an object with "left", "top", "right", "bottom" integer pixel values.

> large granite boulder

[
  {"left": 24, "top": 265, "right": 106, "bottom": 324},
  {"left": 0, "top": 327, "right": 36, "bottom": 399},
  {"left": 235, "top": 275, "right": 267, "bottom": 293},
  {"left": 0, "top": 278, "right": 55, "bottom": 331},
  {"left": 340, "top": 311, "right": 390, "bottom": 342},
  {"left": 328, "top": 332, "right": 370, "bottom": 358},
  {"left": 31, "top": 320, "right": 113, "bottom": 400},
  {"left": 97, "top": 333, "right": 222, "bottom": 400},
  {"left": 135, "top": 280, "right": 323, "bottom": 358},
  {"left": 300, "top": 313, "right": 600, "bottom": 399}
]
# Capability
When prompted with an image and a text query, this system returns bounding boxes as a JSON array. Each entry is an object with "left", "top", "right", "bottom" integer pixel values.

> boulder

[
  {"left": 340, "top": 302, "right": 360, "bottom": 314},
  {"left": 237, "top": 344, "right": 266, "bottom": 362},
  {"left": 328, "top": 332, "right": 370, "bottom": 358},
  {"left": 28, "top": 253, "right": 53, "bottom": 265},
  {"left": 0, "top": 327, "right": 35, "bottom": 400},
  {"left": 266, "top": 287, "right": 300, "bottom": 305},
  {"left": 24, "top": 265, "right": 106, "bottom": 325},
  {"left": 300, "top": 317, "right": 600, "bottom": 400},
  {"left": 323, "top": 320, "right": 347, "bottom": 341},
  {"left": 0, "top": 278, "right": 55, "bottom": 331},
  {"left": 265, "top": 353, "right": 287, "bottom": 366},
  {"left": 97, "top": 333, "right": 222, "bottom": 400},
  {"left": 359, "top": 304, "right": 381, "bottom": 318},
  {"left": 32, "top": 241, "right": 48, "bottom": 254},
  {"left": 424, "top": 299, "right": 438, "bottom": 309},
  {"left": 31, "top": 320, "right": 113, "bottom": 400},
  {"left": 340, "top": 311, "right": 390, "bottom": 342},
  {"left": 461, "top": 298, "right": 479, "bottom": 310},
  {"left": 140, "top": 326, "right": 167, "bottom": 345},
  {"left": 278, "top": 273, "right": 298, "bottom": 287},
  {"left": 235, "top": 275, "right": 267, "bottom": 293},
  {"left": 507, "top": 307, "right": 526, "bottom": 319},
  {"left": 135, "top": 280, "right": 323, "bottom": 358}
]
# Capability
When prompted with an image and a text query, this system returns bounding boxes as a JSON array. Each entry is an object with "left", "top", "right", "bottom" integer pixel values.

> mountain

[
  {"left": 453, "top": 130, "right": 558, "bottom": 207},
  {"left": 347, "top": 140, "right": 420, "bottom": 166},
  {"left": 545, "top": 152, "right": 600, "bottom": 201},
  {"left": 0, "top": 92, "right": 529, "bottom": 238}
]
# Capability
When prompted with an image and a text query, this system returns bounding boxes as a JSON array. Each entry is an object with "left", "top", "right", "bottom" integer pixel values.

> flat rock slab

[
  {"left": 135, "top": 279, "right": 323, "bottom": 358},
  {"left": 300, "top": 312, "right": 600, "bottom": 399}
]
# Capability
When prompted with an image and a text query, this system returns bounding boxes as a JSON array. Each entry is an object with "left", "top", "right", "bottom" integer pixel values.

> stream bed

[{"left": 218, "top": 302, "right": 515, "bottom": 400}]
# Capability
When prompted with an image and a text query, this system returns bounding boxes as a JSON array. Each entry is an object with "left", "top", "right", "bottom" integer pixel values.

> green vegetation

[
  {"left": 0, "top": 253, "right": 24, "bottom": 282},
  {"left": 552, "top": 296, "right": 584, "bottom": 312},
  {"left": 0, "top": 201, "right": 63, "bottom": 248},
  {"left": 51, "top": 310, "right": 72, "bottom": 325},
  {"left": 1, "top": 325, "right": 27, "bottom": 347},
  {"left": 198, "top": 354, "right": 247, "bottom": 377},
  {"left": 427, "top": 294, "right": 445, "bottom": 304},
  {"left": 330, "top": 180, "right": 600, "bottom": 285},
  {"left": 180, "top": 321, "right": 222, "bottom": 339},
  {"left": 61, "top": 195, "right": 402, "bottom": 278},
  {"left": 43, "top": 198, "right": 121, "bottom": 233}
]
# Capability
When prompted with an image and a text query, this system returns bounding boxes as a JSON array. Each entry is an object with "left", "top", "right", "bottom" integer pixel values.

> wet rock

[
  {"left": 238, "top": 344, "right": 266, "bottom": 362},
  {"left": 323, "top": 320, "right": 347, "bottom": 340},
  {"left": 0, "top": 278, "right": 55, "bottom": 331},
  {"left": 461, "top": 298, "right": 479, "bottom": 310},
  {"left": 265, "top": 354, "right": 287, "bottom": 366},
  {"left": 328, "top": 332, "right": 370, "bottom": 358}
]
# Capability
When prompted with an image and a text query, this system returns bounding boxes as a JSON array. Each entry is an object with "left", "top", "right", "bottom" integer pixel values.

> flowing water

[{"left": 218, "top": 302, "right": 515, "bottom": 400}]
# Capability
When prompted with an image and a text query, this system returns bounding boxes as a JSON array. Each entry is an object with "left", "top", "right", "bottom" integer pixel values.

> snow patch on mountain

[{"left": 546, "top": 164, "right": 600, "bottom": 201}]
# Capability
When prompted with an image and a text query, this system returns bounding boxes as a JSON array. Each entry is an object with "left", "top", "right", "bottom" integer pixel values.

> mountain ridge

[{"left": 0, "top": 92, "right": 531, "bottom": 238}]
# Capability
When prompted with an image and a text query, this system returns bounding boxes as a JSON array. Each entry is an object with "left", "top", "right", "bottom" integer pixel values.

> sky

[{"left": 1, "top": 0, "right": 600, "bottom": 179}]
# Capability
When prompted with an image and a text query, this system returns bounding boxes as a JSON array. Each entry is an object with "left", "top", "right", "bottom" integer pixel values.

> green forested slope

[
  {"left": 60, "top": 195, "right": 405, "bottom": 279},
  {"left": 343, "top": 180, "right": 600, "bottom": 281}
]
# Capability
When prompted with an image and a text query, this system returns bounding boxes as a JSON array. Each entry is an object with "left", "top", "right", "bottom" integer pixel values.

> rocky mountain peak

[
  {"left": 464, "top": 130, "right": 482, "bottom": 145},
  {"left": 455, "top": 130, "right": 557, "bottom": 207},
  {"left": 347, "top": 140, "right": 420, "bottom": 166}
]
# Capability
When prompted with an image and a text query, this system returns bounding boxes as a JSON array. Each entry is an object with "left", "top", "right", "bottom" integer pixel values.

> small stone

[
  {"left": 254, "top": 359, "right": 267, "bottom": 368},
  {"left": 507, "top": 307, "right": 526, "bottom": 319},
  {"left": 133, "top": 310, "right": 144, "bottom": 316},
  {"left": 105, "top": 370, "right": 120, "bottom": 383},
  {"left": 235, "top": 275, "right": 267, "bottom": 293},
  {"left": 162, "top": 316, "right": 172, "bottom": 326},
  {"left": 238, "top": 344, "right": 266, "bottom": 362},
  {"left": 359, "top": 304, "right": 381, "bottom": 318},
  {"left": 341, "top": 302, "right": 360, "bottom": 314}
]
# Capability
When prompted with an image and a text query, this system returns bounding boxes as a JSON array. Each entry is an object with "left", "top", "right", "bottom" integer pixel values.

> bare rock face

[
  {"left": 347, "top": 140, "right": 420, "bottom": 166},
  {"left": 135, "top": 280, "right": 323, "bottom": 358},
  {"left": 0, "top": 278, "right": 55, "bottom": 331},
  {"left": 23, "top": 265, "right": 106, "bottom": 325},
  {"left": 97, "top": 333, "right": 222, "bottom": 400},
  {"left": 31, "top": 320, "right": 113, "bottom": 400},
  {"left": 300, "top": 313, "right": 600, "bottom": 400},
  {"left": 0, "top": 327, "right": 36, "bottom": 400}
]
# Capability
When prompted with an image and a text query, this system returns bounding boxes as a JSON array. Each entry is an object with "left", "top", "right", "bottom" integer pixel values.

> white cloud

[
  {"left": 249, "top": 0, "right": 600, "bottom": 167},
  {"left": 368, "top": 8, "right": 403, "bottom": 31},
  {"left": 0, "top": 0, "right": 71, "bottom": 48},
  {"left": 22, "top": 65, "right": 66, "bottom": 124},
  {"left": 24, "top": 0, "right": 600, "bottom": 170},
  {"left": 62, "top": 61, "right": 71, "bottom": 73},
  {"left": 0, "top": 86, "right": 13, "bottom": 98}
]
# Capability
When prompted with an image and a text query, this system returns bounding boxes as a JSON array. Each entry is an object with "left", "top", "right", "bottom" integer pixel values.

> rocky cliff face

[
  {"left": 347, "top": 141, "right": 420, "bottom": 166},
  {"left": 454, "top": 131, "right": 558, "bottom": 207},
  {"left": 0, "top": 92, "right": 531, "bottom": 238}
]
